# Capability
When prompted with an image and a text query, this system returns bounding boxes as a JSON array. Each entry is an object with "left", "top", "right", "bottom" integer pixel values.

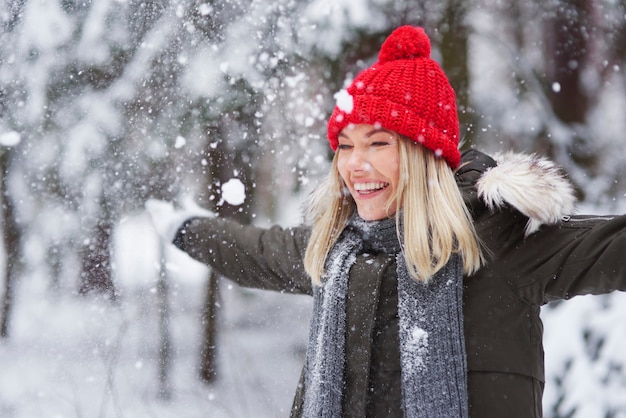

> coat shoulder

[{"left": 458, "top": 150, "right": 578, "bottom": 236}]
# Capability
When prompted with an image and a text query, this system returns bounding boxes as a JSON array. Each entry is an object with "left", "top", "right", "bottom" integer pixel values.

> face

[{"left": 336, "top": 124, "right": 401, "bottom": 221}]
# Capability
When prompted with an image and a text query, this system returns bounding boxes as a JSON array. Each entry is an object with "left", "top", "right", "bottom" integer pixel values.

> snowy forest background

[{"left": 1, "top": 0, "right": 626, "bottom": 417}]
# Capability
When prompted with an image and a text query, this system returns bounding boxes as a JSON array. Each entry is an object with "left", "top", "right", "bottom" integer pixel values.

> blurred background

[{"left": 1, "top": 0, "right": 625, "bottom": 417}]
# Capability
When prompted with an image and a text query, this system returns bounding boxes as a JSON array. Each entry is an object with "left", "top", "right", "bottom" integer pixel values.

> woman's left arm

[{"left": 502, "top": 214, "right": 626, "bottom": 304}]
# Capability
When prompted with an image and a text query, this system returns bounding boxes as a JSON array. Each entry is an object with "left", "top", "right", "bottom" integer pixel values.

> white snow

[
  {"left": 1, "top": 1, "right": 626, "bottom": 417},
  {"left": 174, "top": 135, "right": 186, "bottom": 149},
  {"left": 406, "top": 326, "right": 429, "bottom": 373},
  {"left": 0, "top": 213, "right": 312, "bottom": 418},
  {"left": 221, "top": 178, "right": 246, "bottom": 206},
  {"left": 333, "top": 89, "right": 354, "bottom": 113},
  {"left": 182, "top": 46, "right": 224, "bottom": 97},
  {"left": 0, "top": 131, "right": 21, "bottom": 147}
]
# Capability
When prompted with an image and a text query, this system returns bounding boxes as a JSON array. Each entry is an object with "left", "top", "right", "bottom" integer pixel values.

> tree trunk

[
  {"left": 544, "top": 0, "right": 592, "bottom": 125},
  {"left": 543, "top": 0, "right": 596, "bottom": 169},
  {"left": 196, "top": 116, "right": 257, "bottom": 382},
  {"left": 0, "top": 151, "right": 20, "bottom": 338},
  {"left": 79, "top": 218, "right": 116, "bottom": 299},
  {"left": 157, "top": 241, "right": 172, "bottom": 398},
  {"left": 199, "top": 270, "right": 220, "bottom": 383},
  {"left": 439, "top": 0, "right": 473, "bottom": 146}
]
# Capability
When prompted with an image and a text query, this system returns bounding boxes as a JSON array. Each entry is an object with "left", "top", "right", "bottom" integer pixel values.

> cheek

[{"left": 386, "top": 156, "right": 401, "bottom": 186}]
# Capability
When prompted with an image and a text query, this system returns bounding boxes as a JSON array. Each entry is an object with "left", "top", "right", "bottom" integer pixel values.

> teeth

[{"left": 354, "top": 182, "right": 388, "bottom": 191}]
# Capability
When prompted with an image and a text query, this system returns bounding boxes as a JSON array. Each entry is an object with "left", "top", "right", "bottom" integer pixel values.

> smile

[{"left": 354, "top": 182, "right": 389, "bottom": 194}]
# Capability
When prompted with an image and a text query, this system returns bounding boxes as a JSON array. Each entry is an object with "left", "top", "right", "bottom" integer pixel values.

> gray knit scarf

[{"left": 302, "top": 214, "right": 468, "bottom": 417}]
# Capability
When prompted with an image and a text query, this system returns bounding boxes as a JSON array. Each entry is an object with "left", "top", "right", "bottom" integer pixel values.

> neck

[{"left": 347, "top": 212, "right": 401, "bottom": 254}]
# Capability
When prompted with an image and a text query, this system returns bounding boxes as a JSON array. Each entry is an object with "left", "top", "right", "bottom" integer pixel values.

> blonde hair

[{"left": 303, "top": 137, "right": 483, "bottom": 285}]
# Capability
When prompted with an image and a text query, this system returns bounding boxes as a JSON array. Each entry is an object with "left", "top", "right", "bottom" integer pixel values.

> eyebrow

[{"left": 338, "top": 127, "right": 394, "bottom": 139}]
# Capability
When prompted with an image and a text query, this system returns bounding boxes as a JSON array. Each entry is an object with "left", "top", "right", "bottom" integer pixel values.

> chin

[{"left": 357, "top": 209, "right": 392, "bottom": 221}]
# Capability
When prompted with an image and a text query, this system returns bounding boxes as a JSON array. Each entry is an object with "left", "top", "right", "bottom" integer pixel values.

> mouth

[{"left": 353, "top": 181, "right": 389, "bottom": 195}]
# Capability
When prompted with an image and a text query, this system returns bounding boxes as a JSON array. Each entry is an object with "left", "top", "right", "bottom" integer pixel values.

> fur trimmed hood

[{"left": 476, "top": 151, "right": 577, "bottom": 236}]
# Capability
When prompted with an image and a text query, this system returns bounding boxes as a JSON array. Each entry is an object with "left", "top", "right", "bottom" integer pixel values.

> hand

[{"left": 145, "top": 198, "right": 214, "bottom": 243}]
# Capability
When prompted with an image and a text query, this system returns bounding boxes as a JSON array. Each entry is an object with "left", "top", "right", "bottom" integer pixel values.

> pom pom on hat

[
  {"left": 378, "top": 26, "right": 431, "bottom": 63},
  {"left": 327, "top": 26, "right": 461, "bottom": 169}
]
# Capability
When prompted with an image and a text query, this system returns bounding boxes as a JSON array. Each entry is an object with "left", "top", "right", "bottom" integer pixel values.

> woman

[{"left": 147, "top": 26, "right": 626, "bottom": 417}]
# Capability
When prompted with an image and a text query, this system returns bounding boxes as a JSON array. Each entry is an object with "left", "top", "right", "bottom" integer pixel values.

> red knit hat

[{"left": 327, "top": 26, "right": 461, "bottom": 168}]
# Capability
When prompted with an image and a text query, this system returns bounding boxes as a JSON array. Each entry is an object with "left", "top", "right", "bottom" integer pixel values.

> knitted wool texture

[
  {"left": 302, "top": 214, "right": 469, "bottom": 417},
  {"left": 327, "top": 26, "right": 461, "bottom": 168}
]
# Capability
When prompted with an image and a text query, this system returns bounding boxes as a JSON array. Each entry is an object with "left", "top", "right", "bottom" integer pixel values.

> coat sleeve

[
  {"left": 173, "top": 216, "right": 313, "bottom": 295},
  {"left": 457, "top": 149, "right": 626, "bottom": 305},
  {"left": 488, "top": 213, "right": 626, "bottom": 305}
]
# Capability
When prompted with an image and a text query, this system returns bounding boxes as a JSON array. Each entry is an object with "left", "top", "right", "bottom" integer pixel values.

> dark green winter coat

[{"left": 174, "top": 150, "right": 626, "bottom": 417}]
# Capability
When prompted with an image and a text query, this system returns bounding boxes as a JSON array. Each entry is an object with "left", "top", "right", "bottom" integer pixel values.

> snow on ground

[
  {"left": 0, "top": 244, "right": 312, "bottom": 418},
  {"left": 542, "top": 292, "right": 626, "bottom": 418}
]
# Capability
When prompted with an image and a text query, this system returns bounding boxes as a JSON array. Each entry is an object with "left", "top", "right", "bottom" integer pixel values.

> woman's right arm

[{"left": 173, "top": 217, "right": 313, "bottom": 295}]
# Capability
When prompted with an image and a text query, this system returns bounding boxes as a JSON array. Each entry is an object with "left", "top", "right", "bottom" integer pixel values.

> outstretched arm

[
  {"left": 498, "top": 214, "right": 626, "bottom": 305},
  {"left": 174, "top": 216, "right": 313, "bottom": 295}
]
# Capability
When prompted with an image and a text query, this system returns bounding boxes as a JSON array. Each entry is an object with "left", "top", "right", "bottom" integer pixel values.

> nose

[{"left": 345, "top": 147, "right": 368, "bottom": 172}]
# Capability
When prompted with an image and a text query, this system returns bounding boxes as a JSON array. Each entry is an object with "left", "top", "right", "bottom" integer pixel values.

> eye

[
  {"left": 371, "top": 141, "right": 389, "bottom": 147},
  {"left": 337, "top": 143, "right": 353, "bottom": 150},
  {"left": 369, "top": 133, "right": 394, "bottom": 147}
]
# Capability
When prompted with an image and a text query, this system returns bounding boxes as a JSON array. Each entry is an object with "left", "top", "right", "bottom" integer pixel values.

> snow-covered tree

[{"left": 0, "top": 0, "right": 625, "bottom": 416}]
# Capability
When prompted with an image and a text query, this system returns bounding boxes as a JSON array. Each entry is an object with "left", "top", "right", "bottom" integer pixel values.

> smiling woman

[
  {"left": 314, "top": 123, "right": 482, "bottom": 286},
  {"left": 148, "top": 25, "right": 626, "bottom": 418},
  {"left": 336, "top": 125, "right": 400, "bottom": 221}
]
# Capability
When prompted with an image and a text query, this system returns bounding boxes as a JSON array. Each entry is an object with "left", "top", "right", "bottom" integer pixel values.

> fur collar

[{"left": 476, "top": 152, "right": 577, "bottom": 236}]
